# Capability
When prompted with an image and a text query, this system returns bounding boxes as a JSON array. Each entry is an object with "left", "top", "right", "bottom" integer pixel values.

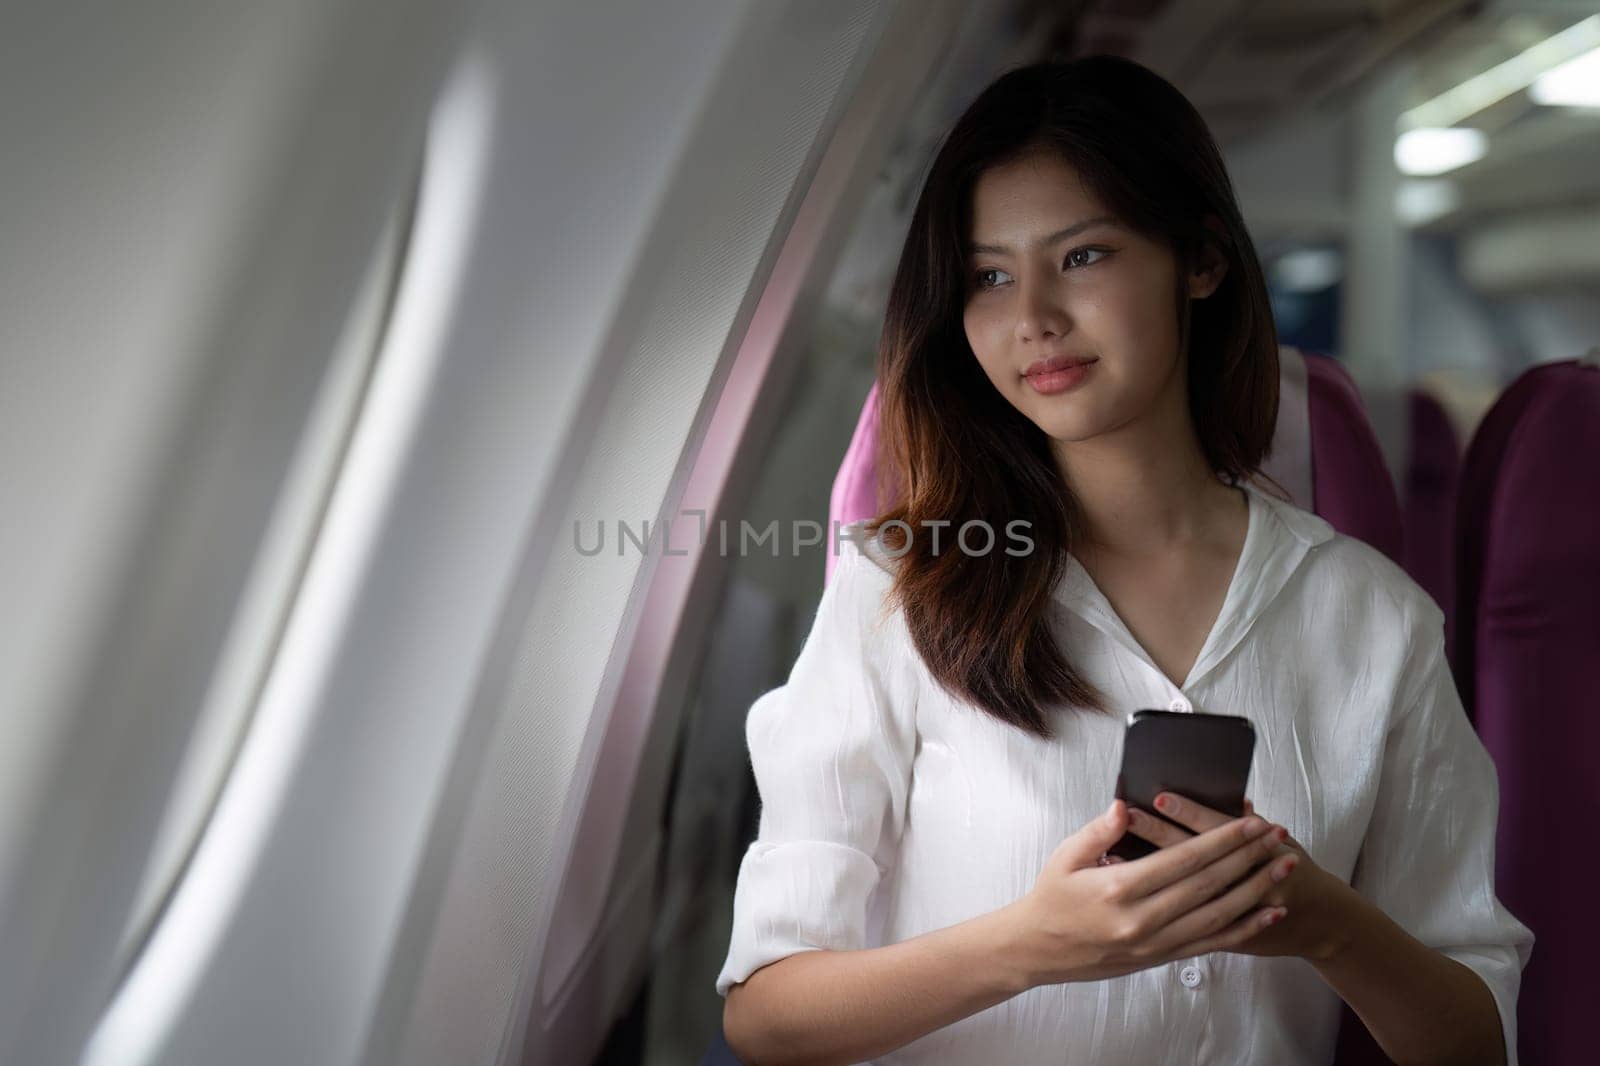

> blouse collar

[{"left": 1053, "top": 478, "right": 1335, "bottom": 691}]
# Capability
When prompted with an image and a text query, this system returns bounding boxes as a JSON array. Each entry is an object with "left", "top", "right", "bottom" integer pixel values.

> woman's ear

[{"left": 1187, "top": 214, "right": 1230, "bottom": 299}]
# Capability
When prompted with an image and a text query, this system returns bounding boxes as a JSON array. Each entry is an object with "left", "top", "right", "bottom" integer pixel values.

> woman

[{"left": 716, "top": 56, "right": 1531, "bottom": 1065}]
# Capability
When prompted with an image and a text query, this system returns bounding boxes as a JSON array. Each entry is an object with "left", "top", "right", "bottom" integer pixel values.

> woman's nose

[{"left": 1013, "top": 271, "right": 1070, "bottom": 343}]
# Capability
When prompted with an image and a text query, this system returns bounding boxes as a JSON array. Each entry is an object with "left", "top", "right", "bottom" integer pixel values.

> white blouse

[{"left": 715, "top": 480, "right": 1533, "bottom": 1065}]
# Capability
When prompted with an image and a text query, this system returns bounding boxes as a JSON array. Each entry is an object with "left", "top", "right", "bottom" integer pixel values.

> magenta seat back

[
  {"left": 1402, "top": 389, "right": 1462, "bottom": 661},
  {"left": 1302, "top": 352, "right": 1404, "bottom": 563},
  {"left": 1453, "top": 363, "right": 1572, "bottom": 716},
  {"left": 825, "top": 382, "right": 890, "bottom": 584},
  {"left": 1454, "top": 354, "right": 1600, "bottom": 1066}
]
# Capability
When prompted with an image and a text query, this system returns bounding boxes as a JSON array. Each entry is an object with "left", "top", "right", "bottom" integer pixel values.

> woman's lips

[{"left": 1023, "top": 357, "right": 1096, "bottom": 395}]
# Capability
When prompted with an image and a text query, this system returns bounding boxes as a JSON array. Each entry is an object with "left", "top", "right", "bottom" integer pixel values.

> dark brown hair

[{"left": 866, "top": 55, "right": 1280, "bottom": 739}]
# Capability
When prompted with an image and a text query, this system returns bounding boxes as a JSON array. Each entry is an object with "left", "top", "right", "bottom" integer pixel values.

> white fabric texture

[{"left": 715, "top": 479, "right": 1533, "bottom": 1065}]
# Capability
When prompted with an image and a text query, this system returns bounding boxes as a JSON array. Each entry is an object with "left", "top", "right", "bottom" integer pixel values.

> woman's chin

[{"left": 1032, "top": 413, "right": 1105, "bottom": 445}]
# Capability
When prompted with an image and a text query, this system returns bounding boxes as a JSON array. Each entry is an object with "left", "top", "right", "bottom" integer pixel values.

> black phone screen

[{"left": 1106, "top": 708, "right": 1256, "bottom": 862}]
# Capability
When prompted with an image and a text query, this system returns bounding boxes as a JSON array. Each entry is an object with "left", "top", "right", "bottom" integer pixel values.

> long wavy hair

[{"left": 865, "top": 55, "right": 1280, "bottom": 740}]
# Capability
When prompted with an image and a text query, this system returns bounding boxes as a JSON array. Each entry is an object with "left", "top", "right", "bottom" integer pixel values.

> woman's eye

[{"left": 973, "top": 250, "right": 1106, "bottom": 290}]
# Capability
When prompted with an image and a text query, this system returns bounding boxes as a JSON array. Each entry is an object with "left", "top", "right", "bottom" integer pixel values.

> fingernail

[
  {"left": 1272, "top": 857, "right": 1298, "bottom": 882},
  {"left": 1154, "top": 794, "right": 1171, "bottom": 812},
  {"left": 1265, "top": 908, "right": 1285, "bottom": 925},
  {"left": 1272, "top": 826, "right": 1288, "bottom": 843}
]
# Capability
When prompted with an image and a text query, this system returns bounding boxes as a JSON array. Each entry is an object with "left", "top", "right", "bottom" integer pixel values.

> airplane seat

[
  {"left": 1452, "top": 352, "right": 1600, "bottom": 1066},
  {"left": 825, "top": 378, "right": 893, "bottom": 584},
  {"left": 1300, "top": 350, "right": 1405, "bottom": 564},
  {"left": 1402, "top": 388, "right": 1463, "bottom": 661},
  {"left": 1450, "top": 358, "right": 1586, "bottom": 718}
]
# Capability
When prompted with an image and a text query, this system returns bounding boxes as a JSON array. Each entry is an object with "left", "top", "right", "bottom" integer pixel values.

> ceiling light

[
  {"left": 1399, "top": 15, "right": 1600, "bottom": 130},
  {"left": 1530, "top": 46, "right": 1600, "bottom": 107},
  {"left": 1395, "top": 128, "right": 1487, "bottom": 176},
  {"left": 1395, "top": 128, "right": 1491, "bottom": 175}
]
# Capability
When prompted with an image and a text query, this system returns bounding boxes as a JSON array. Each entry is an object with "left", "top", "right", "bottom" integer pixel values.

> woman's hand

[
  {"left": 1124, "top": 792, "right": 1360, "bottom": 961},
  {"left": 1007, "top": 799, "right": 1293, "bottom": 989}
]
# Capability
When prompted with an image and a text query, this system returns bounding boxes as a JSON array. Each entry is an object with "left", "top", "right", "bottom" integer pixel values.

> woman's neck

[{"left": 1053, "top": 435, "right": 1240, "bottom": 562}]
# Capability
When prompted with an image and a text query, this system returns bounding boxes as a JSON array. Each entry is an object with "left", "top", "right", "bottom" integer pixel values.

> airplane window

[
  {"left": 1268, "top": 244, "right": 1343, "bottom": 355},
  {"left": 110, "top": 165, "right": 420, "bottom": 985}
]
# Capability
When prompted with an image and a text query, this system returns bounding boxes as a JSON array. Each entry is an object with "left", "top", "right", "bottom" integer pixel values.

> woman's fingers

[
  {"left": 1135, "top": 824, "right": 1289, "bottom": 929},
  {"left": 1146, "top": 846, "right": 1296, "bottom": 956},
  {"left": 1125, "top": 803, "right": 1294, "bottom": 871},
  {"left": 1110, "top": 814, "right": 1273, "bottom": 900},
  {"left": 1126, "top": 802, "right": 1266, "bottom": 849},
  {"left": 1126, "top": 805, "right": 1288, "bottom": 864},
  {"left": 1149, "top": 792, "right": 1235, "bottom": 834},
  {"left": 1124, "top": 806, "right": 1190, "bottom": 846},
  {"left": 1167, "top": 903, "right": 1285, "bottom": 959}
]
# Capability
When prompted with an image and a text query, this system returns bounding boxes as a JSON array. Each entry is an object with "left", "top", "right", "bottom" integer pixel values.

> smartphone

[{"left": 1106, "top": 709, "right": 1256, "bottom": 862}]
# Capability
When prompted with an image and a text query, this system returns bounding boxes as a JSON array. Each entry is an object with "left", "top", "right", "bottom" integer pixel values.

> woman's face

[{"left": 961, "top": 151, "right": 1222, "bottom": 446}]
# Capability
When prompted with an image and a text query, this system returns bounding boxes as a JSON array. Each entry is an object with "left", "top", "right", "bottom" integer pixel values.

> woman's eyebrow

[{"left": 966, "top": 215, "right": 1120, "bottom": 256}]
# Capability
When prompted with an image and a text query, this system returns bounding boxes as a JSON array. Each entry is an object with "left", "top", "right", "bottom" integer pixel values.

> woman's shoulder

[
  {"left": 823, "top": 523, "right": 914, "bottom": 643},
  {"left": 1298, "top": 522, "right": 1446, "bottom": 638},
  {"left": 1247, "top": 483, "right": 1443, "bottom": 637},
  {"left": 797, "top": 525, "right": 925, "bottom": 708}
]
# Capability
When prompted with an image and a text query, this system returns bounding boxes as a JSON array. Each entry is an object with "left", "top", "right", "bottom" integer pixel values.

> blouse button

[
  {"left": 1179, "top": 964, "right": 1204, "bottom": 988},
  {"left": 1168, "top": 697, "right": 1191, "bottom": 713}
]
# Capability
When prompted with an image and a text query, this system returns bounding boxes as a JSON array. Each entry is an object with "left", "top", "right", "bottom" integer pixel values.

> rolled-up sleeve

[
  {"left": 1350, "top": 609, "right": 1535, "bottom": 1065},
  {"left": 715, "top": 540, "right": 918, "bottom": 997}
]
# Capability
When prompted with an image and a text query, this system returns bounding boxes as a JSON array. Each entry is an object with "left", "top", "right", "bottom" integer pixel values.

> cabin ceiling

[{"left": 1012, "top": 0, "right": 1600, "bottom": 240}]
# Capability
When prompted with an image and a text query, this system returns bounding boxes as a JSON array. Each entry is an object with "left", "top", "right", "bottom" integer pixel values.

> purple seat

[
  {"left": 1451, "top": 362, "right": 1587, "bottom": 719},
  {"left": 1453, "top": 353, "right": 1600, "bottom": 1066},
  {"left": 1302, "top": 352, "right": 1405, "bottom": 564},
  {"left": 826, "top": 381, "right": 894, "bottom": 583},
  {"left": 1403, "top": 389, "right": 1462, "bottom": 663}
]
